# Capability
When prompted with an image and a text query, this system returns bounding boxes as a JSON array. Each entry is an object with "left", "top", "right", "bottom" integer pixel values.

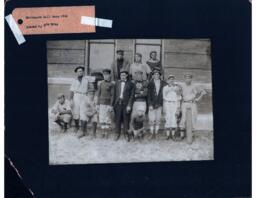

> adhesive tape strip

[
  {"left": 5, "top": 14, "right": 26, "bottom": 45},
  {"left": 81, "top": 16, "right": 112, "bottom": 28}
]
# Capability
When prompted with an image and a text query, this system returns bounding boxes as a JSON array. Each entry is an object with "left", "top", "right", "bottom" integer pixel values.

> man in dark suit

[
  {"left": 147, "top": 67, "right": 167, "bottom": 139},
  {"left": 112, "top": 70, "right": 135, "bottom": 141},
  {"left": 111, "top": 50, "right": 130, "bottom": 81}
]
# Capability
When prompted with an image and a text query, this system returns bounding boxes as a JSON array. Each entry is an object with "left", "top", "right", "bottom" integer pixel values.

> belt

[
  {"left": 183, "top": 100, "right": 195, "bottom": 103},
  {"left": 165, "top": 100, "right": 178, "bottom": 103},
  {"left": 134, "top": 98, "right": 147, "bottom": 102},
  {"left": 74, "top": 91, "right": 87, "bottom": 95}
]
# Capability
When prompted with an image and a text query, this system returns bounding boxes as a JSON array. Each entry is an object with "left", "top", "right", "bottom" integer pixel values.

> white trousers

[
  {"left": 164, "top": 101, "right": 179, "bottom": 128},
  {"left": 148, "top": 107, "right": 162, "bottom": 126},
  {"left": 72, "top": 93, "right": 88, "bottom": 120},
  {"left": 99, "top": 104, "right": 112, "bottom": 127},
  {"left": 179, "top": 102, "right": 198, "bottom": 129},
  {"left": 131, "top": 101, "right": 147, "bottom": 117}
]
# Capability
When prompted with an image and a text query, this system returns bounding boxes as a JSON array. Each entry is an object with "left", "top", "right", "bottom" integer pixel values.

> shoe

[
  {"left": 91, "top": 133, "right": 96, "bottom": 139},
  {"left": 149, "top": 133, "right": 155, "bottom": 140},
  {"left": 125, "top": 133, "right": 130, "bottom": 142},
  {"left": 180, "top": 131, "right": 185, "bottom": 139},
  {"left": 114, "top": 134, "right": 120, "bottom": 141},
  {"left": 60, "top": 127, "right": 65, "bottom": 133},
  {"left": 78, "top": 133, "right": 85, "bottom": 138}
]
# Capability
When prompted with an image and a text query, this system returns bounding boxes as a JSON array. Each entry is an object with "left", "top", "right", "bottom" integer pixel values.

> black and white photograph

[{"left": 48, "top": 39, "right": 214, "bottom": 164}]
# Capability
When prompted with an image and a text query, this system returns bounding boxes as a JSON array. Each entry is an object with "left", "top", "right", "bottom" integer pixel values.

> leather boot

[
  {"left": 126, "top": 132, "right": 130, "bottom": 142},
  {"left": 149, "top": 126, "right": 155, "bottom": 140},
  {"left": 74, "top": 119, "right": 79, "bottom": 133},
  {"left": 92, "top": 122, "right": 97, "bottom": 138},
  {"left": 166, "top": 129, "right": 171, "bottom": 140},
  {"left": 115, "top": 132, "right": 120, "bottom": 141},
  {"left": 63, "top": 122, "right": 68, "bottom": 133},
  {"left": 180, "top": 129, "right": 185, "bottom": 139},
  {"left": 78, "top": 121, "right": 87, "bottom": 138},
  {"left": 55, "top": 120, "right": 64, "bottom": 132}
]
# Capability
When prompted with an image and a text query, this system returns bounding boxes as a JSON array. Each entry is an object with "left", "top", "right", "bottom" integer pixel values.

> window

[
  {"left": 88, "top": 40, "right": 115, "bottom": 73},
  {"left": 135, "top": 39, "right": 162, "bottom": 64}
]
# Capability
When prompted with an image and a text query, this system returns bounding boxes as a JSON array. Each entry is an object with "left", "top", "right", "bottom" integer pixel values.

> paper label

[{"left": 11, "top": 6, "right": 95, "bottom": 35}]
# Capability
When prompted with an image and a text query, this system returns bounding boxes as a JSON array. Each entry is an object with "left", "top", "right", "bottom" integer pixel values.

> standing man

[
  {"left": 162, "top": 75, "right": 182, "bottom": 140},
  {"left": 130, "top": 70, "right": 148, "bottom": 118},
  {"left": 111, "top": 50, "right": 130, "bottom": 81},
  {"left": 146, "top": 51, "right": 163, "bottom": 79},
  {"left": 112, "top": 69, "right": 135, "bottom": 141},
  {"left": 179, "top": 74, "right": 206, "bottom": 139},
  {"left": 70, "top": 66, "right": 89, "bottom": 133},
  {"left": 146, "top": 51, "right": 162, "bottom": 71},
  {"left": 147, "top": 67, "right": 166, "bottom": 139},
  {"left": 97, "top": 69, "right": 115, "bottom": 139},
  {"left": 129, "top": 53, "right": 151, "bottom": 81}
]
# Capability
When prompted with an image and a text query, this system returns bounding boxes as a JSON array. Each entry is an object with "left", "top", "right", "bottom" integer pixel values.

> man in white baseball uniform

[
  {"left": 70, "top": 66, "right": 89, "bottom": 133},
  {"left": 162, "top": 75, "right": 182, "bottom": 140},
  {"left": 51, "top": 93, "right": 72, "bottom": 133}
]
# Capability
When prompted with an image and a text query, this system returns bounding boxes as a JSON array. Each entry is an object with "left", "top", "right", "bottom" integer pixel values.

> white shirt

[
  {"left": 70, "top": 76, "right": 89, "bottom": 94},
  {"left": 181, "top": 83, "right": 206, "bottom": 101},
  {"left": 120, "top": 81, "right": 125, "bottom": 99},
  {"left": 163, "top": 84, "right": 181, "bottom": 102},
  {"left": 154, "top": 79, "right": 160, "bottom": 95},
  {"left": 129, "top": 63, "right": 151, "bottom": 80},
  {"left": 51, "top": 99, "right": 72, "bottom": 114}
]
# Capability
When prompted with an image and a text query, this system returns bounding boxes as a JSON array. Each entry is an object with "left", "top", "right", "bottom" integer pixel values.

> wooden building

[{"left": 47, "top": 39, "right": 213, "bottom": 130}]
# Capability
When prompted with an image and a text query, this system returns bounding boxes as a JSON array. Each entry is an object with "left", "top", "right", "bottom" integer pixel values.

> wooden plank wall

[
  {"left": 115, "top": 39, "right": 134, "bottom": 63},
  {"left": 163, "top": 39, "right": 212, "bottom": 83},
  {"left": 47, "top": 40, "right": 87, "bottom": 78},
  {"left": 47, "top": 39, "right": 213, "bottom": 113}
]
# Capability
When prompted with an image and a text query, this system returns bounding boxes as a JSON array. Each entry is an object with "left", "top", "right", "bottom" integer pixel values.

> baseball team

[{"left": 51, "top": 50, "right": 206, "bottom": 142}]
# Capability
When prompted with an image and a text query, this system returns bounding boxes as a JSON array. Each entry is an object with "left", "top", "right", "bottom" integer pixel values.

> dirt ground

[{"left": 49, "top": 122, "right": 214, "bottom": 165}]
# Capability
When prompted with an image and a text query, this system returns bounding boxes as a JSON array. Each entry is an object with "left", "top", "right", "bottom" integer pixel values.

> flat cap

[
  {"left": 152, "top": 67, "right": 161, "bottom": 75},
  {"left": 57, "top": 93, "right": 65, "bottom": 99},
  {"left": 167, "top": 74, "right": 175, "bottom": 79},
  {"left": 184, "top": 73, "right": 193, "bottom": 78},
  {"left": 74, "top": 66, "right": 85, "bottom": 73},
  {"left": 116, "top": 49, "right": 124, "bottom": 54},
  {"left": 102, "top": 68, "right": 111, "bottom": 74}
]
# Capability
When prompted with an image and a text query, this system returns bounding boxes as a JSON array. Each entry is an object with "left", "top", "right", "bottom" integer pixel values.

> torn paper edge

[
  {"left": 81, "top": 16, "right": 112, "bottom": 28},
  {"left": 6, "top": 156, "right": 35, "bottom": 197},
  {"left": 5, "top": 14, "right": 26, "bottom": 45}
]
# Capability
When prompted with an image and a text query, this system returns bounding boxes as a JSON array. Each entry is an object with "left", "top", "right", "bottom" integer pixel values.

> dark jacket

[
  {"left": 147, "top": 79, "right": 166, "bottom": 109},
  {"left": 112, "top": 80, "right": 135, "bottom": 108}
]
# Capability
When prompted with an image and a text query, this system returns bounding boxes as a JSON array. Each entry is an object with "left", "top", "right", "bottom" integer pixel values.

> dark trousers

[{"left": 114, "top": 103, "right": 131, "bottom": 136}]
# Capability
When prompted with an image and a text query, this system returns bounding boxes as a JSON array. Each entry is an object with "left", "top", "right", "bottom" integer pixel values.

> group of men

[{"left": 51, "top": 50, "right": 206, "bottom": 142}]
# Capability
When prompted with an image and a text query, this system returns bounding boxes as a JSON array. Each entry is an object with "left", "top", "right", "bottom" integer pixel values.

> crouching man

[
  {"left": 51, "top": 93, "right": 72, "bottom": 133},
  {"left": 78, "top": 88, "right": 98, "bottom": 138},
  {"left": 130, "top": 108, "right": 146, "bottom": 141}
]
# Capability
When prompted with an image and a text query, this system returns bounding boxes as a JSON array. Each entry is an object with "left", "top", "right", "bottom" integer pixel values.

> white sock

[
  {"left": 155, "top": 125, "right": 159, "bottom": 134},
  {"left": 150, "top": 126, "right": 154, "bottom": 134}
]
